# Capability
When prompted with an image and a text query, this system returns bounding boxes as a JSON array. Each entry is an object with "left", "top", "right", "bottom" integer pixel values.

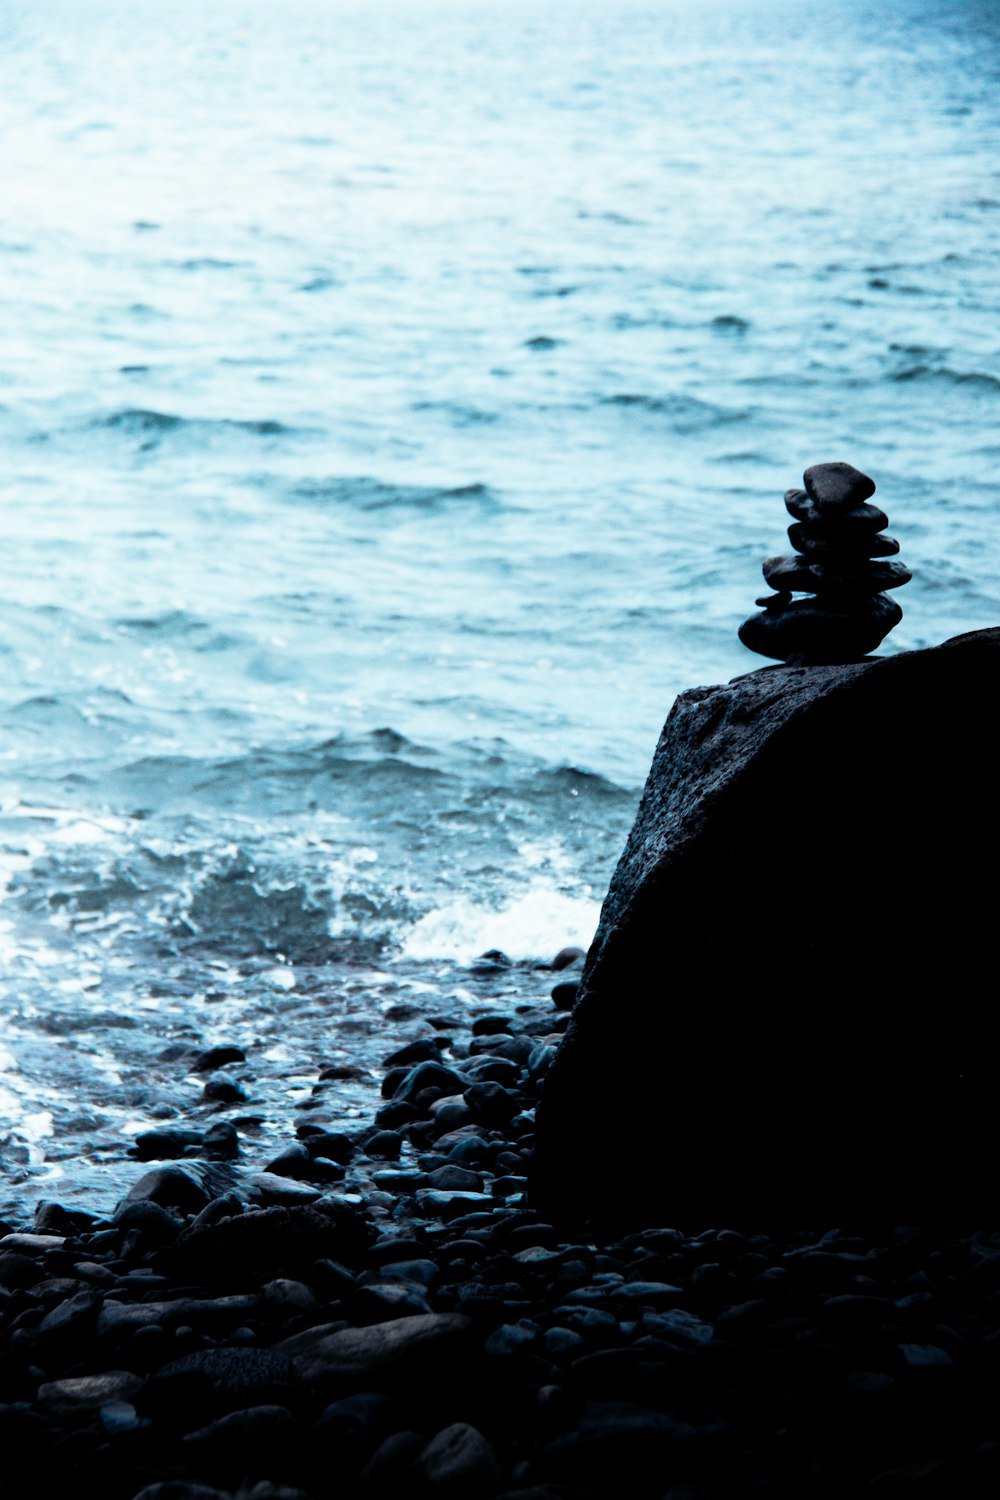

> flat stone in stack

[{"left": 739, "top": 461, "right": 911, "bottom": 664}]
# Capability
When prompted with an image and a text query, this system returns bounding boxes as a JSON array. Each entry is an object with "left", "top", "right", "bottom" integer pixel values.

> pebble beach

[{"left": 4, "top": 957, "right": 1000, "bottom": 1499}]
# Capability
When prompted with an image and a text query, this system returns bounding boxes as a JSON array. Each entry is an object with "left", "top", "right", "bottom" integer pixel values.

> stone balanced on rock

[{"left": 739, "top": 460, "right": 911, "bottom": 664}]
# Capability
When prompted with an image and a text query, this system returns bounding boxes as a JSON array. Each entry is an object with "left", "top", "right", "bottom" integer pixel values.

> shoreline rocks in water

[{"left": 3, "top": 969, "right": 1000, "bottom": 1497}]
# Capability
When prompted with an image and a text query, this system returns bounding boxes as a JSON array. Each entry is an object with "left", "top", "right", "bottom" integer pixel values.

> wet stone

[
  {"left": 159, "top": 1347, "right": 295, "bottom": 1408},
  {"left": 419, "top": 1420, "right": 504, "bottom": 1495},
  {"left": 415, "top": 1189, "right": 495, "bottom": 1221},
  {"left": 132, "top": 1128, "right": 204, "bottom": 1161},
  {"left": 192, "top": 1045, "right": 247, "bottom": 1073},
  {"left": 785, "top": 490, "right": 889, "bottom": 532},
  {"left": 116, "top": 1165, "right": 217, "bottom": 1217},
  {"left": 392, "top": 1060, "right": 471, "bottom": 1105},
  {"left": 551, "top": 946, "right": 586, "bottom": 971},
  {"left": 739, "top": 592, "right": 903, "bottom": 665},
  {"left": 299, "top": 1130, "right": 356, "bottom": 1163},
  {"left": 182, "top": 1403, "right": 296, "bottom": 1453},
  {"left": 37, "top": 1371, "right": 145, "bottom": 1413},
  {"left": 427, "top": 1165, "right": 485, "bottom": 1192},
  {"left": 364, "top": 1130, "right": 404, "bottom": 1161},
  {"left": 803, "top": 461, "right": 877, "bottom": 509},
  {"left": 383, "top": 1038, "right": 449, "bottom": 1067},
  {"left": 203, "top": 1077, "right": 247, "bottom": 1103},
  {"left": 203, "top": 1121, "right": 241, "bottom": 1159},
  {"left": 762, "top": 554, "right": 911, "bottom": 595},
  {"left": 789, "top": 522, "right": 900, "bottom": 558},
  {"left": 283, "top": 1311, "right": 471, "bottom": 1383},
  {"left": 250, "top": 1173, "right": 323, "bottom": 1207},
  {"left": 551, "top": 981, "right": 579, "bottom": 1011}
]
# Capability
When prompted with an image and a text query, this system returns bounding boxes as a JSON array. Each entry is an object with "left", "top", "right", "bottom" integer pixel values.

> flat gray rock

[
  {"left": 286, "top": 1312, "right": 471, "bottom": 1382},
  {"left": 37, "top": 1370, "right": 144, "bottom": 1412}
]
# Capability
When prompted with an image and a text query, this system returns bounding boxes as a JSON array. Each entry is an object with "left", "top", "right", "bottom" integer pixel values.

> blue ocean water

[{"left": 1, "top": 0, "right": 997, "bottom": 1215}]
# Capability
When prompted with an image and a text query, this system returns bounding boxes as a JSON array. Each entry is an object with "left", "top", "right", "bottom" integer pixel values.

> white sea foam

[{"left": 399, "top": 884, "right": 599, "bottom": 964}]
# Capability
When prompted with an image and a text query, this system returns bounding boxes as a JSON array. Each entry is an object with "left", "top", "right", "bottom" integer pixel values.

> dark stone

[
  {"left": 789, "top": 523, "right": 900, "bottom": 558},
  {"left": 32, "top": 1201, "right": 97, "bottom": 1234},
  {"left": 37, "top": 1290, "right": 102, "bottom": 1342},
  {"left": 359, "top": 1430, "right": 426, "bottom": 1488},
  {"left": 429, "top": 1099, "right": 475, "bottom": 1134},
  {"left": 383, "top": 1038, "right": 448, "bottom": 1067},
  {"left": 181, "top": 1404, "right": 295, "bottom": 1455},
  {"left": 472, "top": 1015, "right": 514, "bottom": 1034},
  {"left": 381, "top": 1065, "right": 411, "bottom": 1099},
  {"left": 282, "top": 1311, "right": 472, "bottom": 1383},
  {"left": 368, "top": 1236, "right": 430, "bottom": 1266},
  {"left": 551, "top": 981, "right": 579, "bottom": 1011},
  {"left": 531, "top": 630, "right": 1000, "bottom": 1230},
  {"left": 300, "top": 1131, "right": 356, "bottom": 1164},
  {"left": 350, "top": 1281, "right": 432, "bottom": 1322},
  {"left": 203, "top": 1077, "right": 247, "bottom": 1103},
  {"left": 392, "top": 1061, "right": 470, "bottom": 1106},
  {"left": 418, "top": 1421, "right": 503, "bottom": 1495},
  {"left": 445, "top": 1135, "right": 493, "bottom": 1168},
  {"left": 427, "top": 1165, "right": 484, "bottom": 1192},
  {"left": 463, "top": 1080, "right": 519, "bottom": 1125},
  {"left": 203, "top": 1122, "right": 240, "bottom": 1159},
  {"left": 803, "top": 461, "right": 877, "bottom": 509},
  {"left": 552, "top": 946, "right": 586, "bottom": 970},
  {"left": 464, "top": 1056, "right": 521, "bottom": 1086},
  {"left": 263, "top": 1144, "right": 320, "bottom": 1179},
  {"left": 761, "top": 554, "right": 911, "bottom": 594},
  {"left": 785, "top": 491, "right": 888, "bottom": 531},
  {"left": 0, "top": 1252, "right": 54, "bottom": 1296},
  {"left": 191, "top": 1045, "right": 247, "bottom": 1073},
  {"left": 132, "top": 1128, "right": 204, "bottom": 1161},
  {"left": 116, "top": 1165, "right": 222, "bottom": 1217},
  {"left": 415, "top": 1190, "right": 495, "bottom": 1222},
  {"left": 539, "top": 1400, "right": 733, "bottom": 1489},
  {"left": 185, "top": 1192, "right": 244, "bottom": 1234},
  {"left": 483, "top": 1035, "right": 534, "bottom": 1065},
  {"left": 738, "top": 593, "right": 903, "bottom": 665},
  {"left": 374, "top": 1100, "right": 420, "bottom": 1129},
  {"left": 169, "top": 1203, "right": 372, "bottom": 1285},
  {"left": 159, "top": 1348, "right": 295, "bottom": 1409},
  {"left": 365, "top": 1130, "right": 404, "bottom": 1160}
]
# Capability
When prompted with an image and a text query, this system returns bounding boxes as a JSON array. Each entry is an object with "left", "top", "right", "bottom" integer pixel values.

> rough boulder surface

[{"left": 532, "top": 629, "right": 1000, "bottom": 1231}]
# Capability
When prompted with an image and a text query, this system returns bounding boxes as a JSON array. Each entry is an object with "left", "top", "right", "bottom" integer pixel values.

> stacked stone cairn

[{"left": 739, "top": 461, "right": 911, "bottom": 664}]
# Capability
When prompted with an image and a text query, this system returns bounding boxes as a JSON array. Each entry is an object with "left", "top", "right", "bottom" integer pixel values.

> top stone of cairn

[{"left": 803, "top": 461, "right": 877, "bottom": 510}]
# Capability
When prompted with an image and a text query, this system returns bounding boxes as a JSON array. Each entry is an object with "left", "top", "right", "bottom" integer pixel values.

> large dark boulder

[{"left": 531, "top": 629, "right": 1000, "bottom": 1231}]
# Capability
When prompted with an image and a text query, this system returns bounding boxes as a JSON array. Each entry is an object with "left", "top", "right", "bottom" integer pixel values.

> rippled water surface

[{"left": 1, "top": 0, "right": 998, "bottom": 1217}]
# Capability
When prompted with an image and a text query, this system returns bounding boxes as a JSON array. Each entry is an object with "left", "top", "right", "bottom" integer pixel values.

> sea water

[{"left": 1, "top": 0, "right": 997, "bottom": 1217}]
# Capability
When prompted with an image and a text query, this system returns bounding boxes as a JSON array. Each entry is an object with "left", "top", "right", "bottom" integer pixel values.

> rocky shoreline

[{"left": 3, "top": 970, "right": 1000, "bottom": 1499}]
